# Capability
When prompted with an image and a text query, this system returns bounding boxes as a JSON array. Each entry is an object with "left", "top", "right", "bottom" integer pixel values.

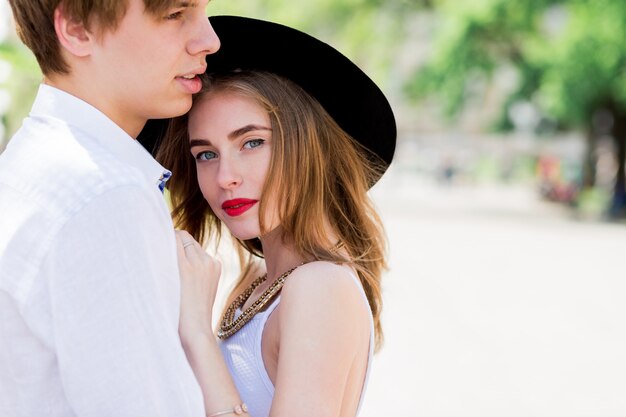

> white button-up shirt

[{"left": 0, "top": 85, "right": 204, "bottom": 417}]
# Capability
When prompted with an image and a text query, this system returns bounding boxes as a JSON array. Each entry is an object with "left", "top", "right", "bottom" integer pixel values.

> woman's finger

[{"left": 176, "top": 230, "right": 200, "bottom": 264}]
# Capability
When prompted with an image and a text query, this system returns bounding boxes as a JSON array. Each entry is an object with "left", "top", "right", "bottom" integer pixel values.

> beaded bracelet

[{"left": 207, "top": 403, "right": 248, "bottom": 417}]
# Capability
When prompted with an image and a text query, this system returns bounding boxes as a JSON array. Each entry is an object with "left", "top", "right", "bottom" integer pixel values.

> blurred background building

[{"left": 2, "top": 1, "right": 625, "bottom": 416}]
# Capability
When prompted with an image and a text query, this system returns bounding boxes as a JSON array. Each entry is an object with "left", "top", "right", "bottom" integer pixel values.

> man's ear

[{"left": 53, "top": 6, "right": 94, "bottom": 57}]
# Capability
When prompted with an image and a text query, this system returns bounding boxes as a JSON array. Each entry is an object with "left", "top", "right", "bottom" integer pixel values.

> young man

[{"left": 0, "top": 1, "right": 220, "bottom": 416}]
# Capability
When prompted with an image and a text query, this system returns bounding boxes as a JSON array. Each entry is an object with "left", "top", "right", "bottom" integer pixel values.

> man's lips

[
  {"left": 176, "top": 66, "right": 206, "bottom": 94},
  {"left": 177, "top": 65, "right": 207, "bottom": 79},
  {"left": 176, "top": 75, "right": 202, "bottom": 94},
  {"left": 221, "top": 198, "right": 258, "bottom": 217}
]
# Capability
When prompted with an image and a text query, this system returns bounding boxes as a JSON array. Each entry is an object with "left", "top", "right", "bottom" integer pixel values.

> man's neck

[{"left": 42, "top": 75, "right": 145, "bottom": 139}]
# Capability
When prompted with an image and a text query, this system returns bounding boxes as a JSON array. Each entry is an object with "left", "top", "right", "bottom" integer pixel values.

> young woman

[{"left": 156, "top": 16, "right": 396, "bottom": 417}]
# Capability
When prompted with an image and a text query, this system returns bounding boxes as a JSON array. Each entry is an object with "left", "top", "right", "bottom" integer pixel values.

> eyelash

[
  {"left": 194, "top": 139, "right": 266, "bottom": 161},
  {"left": 243, "top": 139, "right": 265, "bottom": 149},
  {"left": 165, "top": 10, "right": 184, "bottom": 20},
  {"left": 196, "top": 150, "right": 216, "bottom": 161}
]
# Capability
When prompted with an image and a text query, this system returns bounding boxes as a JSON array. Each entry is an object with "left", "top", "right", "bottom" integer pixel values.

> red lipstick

[{"left": 221, "top": 198, "right": 258, "bottom": 217}]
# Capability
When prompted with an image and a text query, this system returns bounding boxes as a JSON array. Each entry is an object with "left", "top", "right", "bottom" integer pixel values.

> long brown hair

[{"left": 157, "top": 71, "right": 388, "bottom": 350}]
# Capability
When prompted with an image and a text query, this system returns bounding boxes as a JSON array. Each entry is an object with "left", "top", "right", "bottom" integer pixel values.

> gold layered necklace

[
  {"left": 217, "top": 265, "right": 301, "bottom": 339},
  {"left": 217, "top": 242, "right": 344, "bottom": 340}
]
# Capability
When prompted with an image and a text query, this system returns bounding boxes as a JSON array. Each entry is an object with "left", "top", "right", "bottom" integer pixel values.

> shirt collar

[{"left": 30, "top": 84, "right": 171, "bottom": 189}]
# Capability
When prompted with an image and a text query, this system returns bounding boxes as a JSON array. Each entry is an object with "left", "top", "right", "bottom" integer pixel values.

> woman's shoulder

[
  {"left": 280, "top": 261, "right": 369, "bottom": 318},
  {"left": 276, "top": 261, "right": 370, "bottom": 348},
  {"left": 284, "top": 260, "right": 359, "bottom": 289}
]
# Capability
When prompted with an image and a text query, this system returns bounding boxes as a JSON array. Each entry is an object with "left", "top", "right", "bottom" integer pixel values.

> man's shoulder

[
  {"left": 0, "top": 115, "right": 149, "bottom": 207},
  {"left": 0, "top": 117, "right": 170, "bottom": 307},
  {"left": 0, "top": 115, "right": 159, "bottom": 268}
]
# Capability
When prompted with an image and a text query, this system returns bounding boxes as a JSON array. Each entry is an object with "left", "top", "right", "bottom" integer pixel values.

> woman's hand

[
  {"left": 174, "top": 231, "right": 246, "bottom": 416},
  {"left": 175, "top": 230, "right": 221, "bottom": 346}
]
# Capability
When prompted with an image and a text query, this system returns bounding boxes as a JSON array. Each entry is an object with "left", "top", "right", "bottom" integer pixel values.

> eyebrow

[
  {"left": 189, "top": 124, "right": 272, "bottom": 148},
  {"left": 228, "top": 124, "right": 272, "bottom": 140},
  {"left": 173, "top": 1, "right": 198, "bottom": 8}
]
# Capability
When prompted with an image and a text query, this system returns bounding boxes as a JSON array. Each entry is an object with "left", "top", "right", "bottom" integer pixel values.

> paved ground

[{"left": 359, "top": 167, "right": 626, "bottom": 417}]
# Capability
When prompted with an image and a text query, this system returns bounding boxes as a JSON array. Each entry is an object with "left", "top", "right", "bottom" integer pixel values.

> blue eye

[
  {"left": 243, "top": 139, "right": 265, "bottom": 149},
  {"left": 196, "top": 151, "right": 217, "bottom": 161}
]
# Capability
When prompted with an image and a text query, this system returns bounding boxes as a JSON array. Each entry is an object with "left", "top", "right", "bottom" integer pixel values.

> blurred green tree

[
  {"left": 406, "top": 0, "right": 626, "bottom": 218},
  {"left": 207, "top": 0, "right": 422, "bottom": 86},
  {"left": 0, "top": 34, "right": 42, "bottom": 151}
]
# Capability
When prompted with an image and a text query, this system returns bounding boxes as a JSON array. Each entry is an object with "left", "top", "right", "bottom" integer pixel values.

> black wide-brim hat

[{"left": 138, "top": 15, "right": 396, "bottom": 182}]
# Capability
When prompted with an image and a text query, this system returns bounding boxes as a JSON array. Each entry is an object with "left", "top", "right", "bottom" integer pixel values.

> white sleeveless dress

[{"left": 218, "top": 272, "right": 374, "bottom": 417}]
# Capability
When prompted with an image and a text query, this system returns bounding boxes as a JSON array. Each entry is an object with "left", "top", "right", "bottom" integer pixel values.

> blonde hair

[
  {"left": 8, "top": 0, "right": 178, "bottom": 75},
  {"left": 157, "top": 71, "right": 388, "bottom": 350}
]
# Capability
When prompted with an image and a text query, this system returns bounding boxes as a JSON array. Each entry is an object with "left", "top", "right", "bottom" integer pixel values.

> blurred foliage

[
  {"left": 576, "top": 186, "right": 612, "bottom": 219},
  {"left": 405, "top": 0, "right": 626, "bottom": 217},
  {"left": 537, "top": 0, "right": 626, "bottom": 125},
  {"left": 405, "top": 0, "right": 553, "bottom": 122},
  {"left": 405, "top": 0, "right": 626, "bottom": 132},
  {"left": 206, "top": 0, "right": 423, "bottom": 86},
  {"left": 0, "top": 41, "right": 41, "bottom": 150}
]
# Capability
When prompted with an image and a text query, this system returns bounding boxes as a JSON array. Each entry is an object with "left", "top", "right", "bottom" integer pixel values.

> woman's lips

[{"left": 221, "top": 198, "right": 258, "bottom": 217}]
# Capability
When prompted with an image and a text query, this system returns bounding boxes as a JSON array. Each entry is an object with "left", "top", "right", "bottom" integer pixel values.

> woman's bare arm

[
  {"left": 269, "top": 262, "right": 371, "bottom": 417},
  {"left": 175, "top": 230, "right": 246, "bottom": 417}
]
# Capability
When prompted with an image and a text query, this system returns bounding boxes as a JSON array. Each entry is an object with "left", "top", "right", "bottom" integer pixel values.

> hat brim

[{"left": 139, "top": 15, "right": 396, "bottom": 181}]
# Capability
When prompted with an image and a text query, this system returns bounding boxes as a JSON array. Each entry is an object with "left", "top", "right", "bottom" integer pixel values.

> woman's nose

[{"left": 216, "top": 159, "right": 242, "bottom": 189}]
